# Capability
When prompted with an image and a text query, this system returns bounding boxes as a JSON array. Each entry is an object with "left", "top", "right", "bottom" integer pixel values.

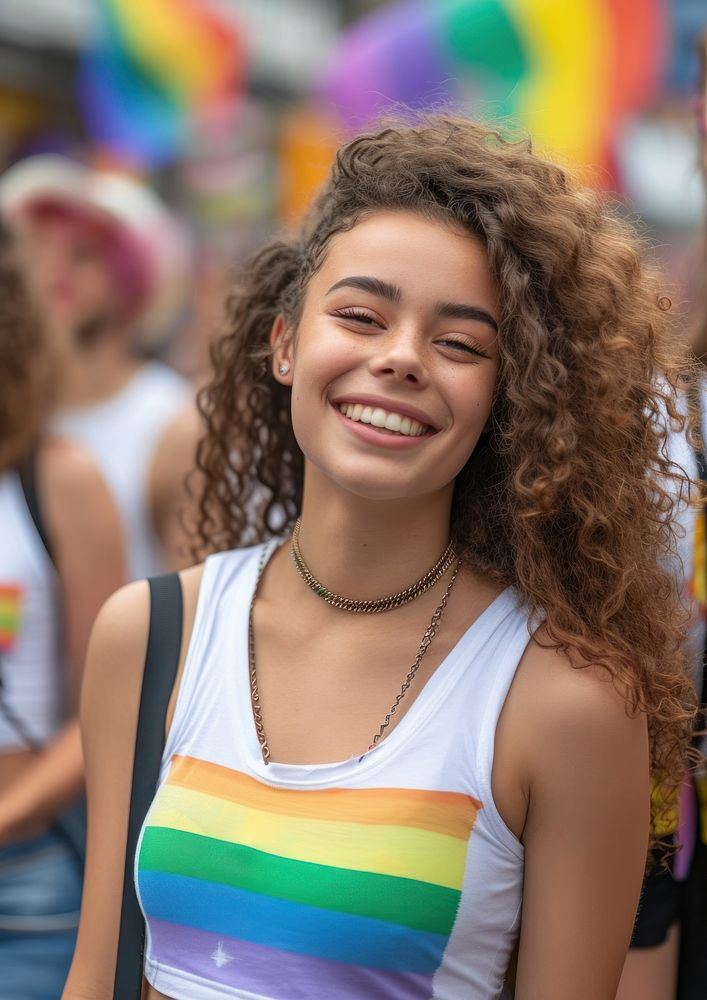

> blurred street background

[{"left": 0, "top": 0, "right": 704, "bottom": 378}]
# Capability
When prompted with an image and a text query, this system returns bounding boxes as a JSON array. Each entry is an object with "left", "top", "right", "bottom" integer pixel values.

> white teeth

[
  {"left": 370, "top": 408, "right": 387, "bottom": 428},
  {"left": 384, "top": 412, "right": 402, "bottom": 432},
  {"left": 337, "top": 402, "right": 431, "bottom": 437}
]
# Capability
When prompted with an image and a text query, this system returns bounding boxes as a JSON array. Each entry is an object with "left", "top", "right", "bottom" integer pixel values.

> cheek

[
  {"left": 293, "top": 321, "right": 356, "bottom": 386},
  {"left": 449, "top": 368, "right": 497, "bottom": 426}
]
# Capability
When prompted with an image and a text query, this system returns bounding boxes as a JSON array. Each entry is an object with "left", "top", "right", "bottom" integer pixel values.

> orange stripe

[{"left": 168, "top": 756, "right": 480, "bottom": 840}]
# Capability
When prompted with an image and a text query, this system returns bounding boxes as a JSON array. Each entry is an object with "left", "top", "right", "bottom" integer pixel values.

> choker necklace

[{"left": 290, "top": 519, "right": 456, "bottom": 613}]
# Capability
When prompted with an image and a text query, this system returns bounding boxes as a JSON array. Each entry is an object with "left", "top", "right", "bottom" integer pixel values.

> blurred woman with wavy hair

[
  {"left": 0, "top": 222, "right": 123, "bottom": 998},
  {"left": 66, "top": 116, "right": 695, "bottom": 1000}
]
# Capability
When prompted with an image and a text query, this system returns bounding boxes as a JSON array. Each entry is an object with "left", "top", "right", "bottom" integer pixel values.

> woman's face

[{"left": 274, "top": 210, "right": 500, "bottom": 504}]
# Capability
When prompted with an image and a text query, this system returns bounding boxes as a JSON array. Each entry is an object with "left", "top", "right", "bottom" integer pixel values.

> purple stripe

[{"left": 148, "top": 917, "right": 434, "bottom": 999}]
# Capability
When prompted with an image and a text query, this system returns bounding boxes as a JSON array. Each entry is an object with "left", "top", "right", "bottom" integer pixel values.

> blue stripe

[{"left": 138, "top": 870, "right": 448, "bottom": 975}]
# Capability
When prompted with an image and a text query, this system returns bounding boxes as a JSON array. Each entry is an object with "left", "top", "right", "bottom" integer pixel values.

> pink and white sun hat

[{"left": 0, "top": 154, "right": 192, "bottom": 346}]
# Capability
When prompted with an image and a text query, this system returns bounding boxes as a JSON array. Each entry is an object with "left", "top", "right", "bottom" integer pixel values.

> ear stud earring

[{"left": 278, "top": 363, "right": 290, "bottom": 376}]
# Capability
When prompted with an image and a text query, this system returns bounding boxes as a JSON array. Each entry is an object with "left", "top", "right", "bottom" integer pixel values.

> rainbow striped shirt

[{"left": 138, "top": 755, "right": 480, "bottom": 999}]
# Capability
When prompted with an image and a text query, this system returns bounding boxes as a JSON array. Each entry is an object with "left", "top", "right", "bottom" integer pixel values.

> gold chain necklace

[
  {"left": 290, "top": 518, "right": 456, "bottom": 613},
  {"left": 248, "top": 542, "right": 461, "bottom": 766}
]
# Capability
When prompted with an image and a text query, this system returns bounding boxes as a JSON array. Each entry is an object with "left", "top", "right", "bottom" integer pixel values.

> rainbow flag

[
  {"left": 138, "top": 755, "right": 480, "bottom": 998},
  {"left": 0, "top": 585, "right": 22, "bottom": 652}
]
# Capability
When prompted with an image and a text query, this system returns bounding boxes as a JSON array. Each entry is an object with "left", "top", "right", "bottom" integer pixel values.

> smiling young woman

[{"left": 63, "top": 118, "right": 696, "bottom": 1000}]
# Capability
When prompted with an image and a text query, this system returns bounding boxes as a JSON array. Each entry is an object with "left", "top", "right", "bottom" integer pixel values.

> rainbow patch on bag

[{"left": 0, "top": 585, "right": 23, "bottom": 651}]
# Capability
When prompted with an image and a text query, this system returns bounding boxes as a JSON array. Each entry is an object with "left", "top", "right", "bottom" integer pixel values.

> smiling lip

[
  {"left": 329, "top": 394, "right": 440, "bottom": 431},
  {"left": 332, "top": 403, "right": 434, "bottom": 449}
]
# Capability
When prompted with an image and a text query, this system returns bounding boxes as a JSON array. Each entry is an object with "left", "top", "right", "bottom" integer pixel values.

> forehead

[
  {"left": 314, "top": 210, "right": 496, "bottom": 305},
  {"left": 23, "top": 203, "right": 115, "bottom": 248}
]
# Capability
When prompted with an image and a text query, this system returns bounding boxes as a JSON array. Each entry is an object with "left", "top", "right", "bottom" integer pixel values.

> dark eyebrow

[
  {"left": 435, "top": 301, "right": 498, "bottom": 332},
  {"left": 326, "top": 276, "right": 401, "bottom": 303}
]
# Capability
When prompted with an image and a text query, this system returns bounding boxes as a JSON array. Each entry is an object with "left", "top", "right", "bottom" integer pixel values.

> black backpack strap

[
  {"left": 113, "top": 572, "right": 183, "bottom": 999},
  {"left": 17, "top": 444, "right": 54, "bottom": 564}
]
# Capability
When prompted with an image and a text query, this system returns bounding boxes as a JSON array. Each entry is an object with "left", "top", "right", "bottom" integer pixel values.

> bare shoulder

[
  {"left": 80, "top": 581, "right": 151, "bottom": 717},
  {"left": 82, "top": 564, "right": 205, "bottom": 729},
  {"left": 516, "top": 633, "right": 646, "bottom": 747},
  {"left": 494, "top": 630, "right": 648, "bottom": 840},
  {"left": 38, "top": 436, "right": 118, "bottom": 536},
  {"left": 38, "top": 436, "right": 103, "bottom": 495}
]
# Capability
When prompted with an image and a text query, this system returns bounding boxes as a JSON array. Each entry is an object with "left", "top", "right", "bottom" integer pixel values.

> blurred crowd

[{"left": 0, "top": 2, "right": 706, "bottom": 999}]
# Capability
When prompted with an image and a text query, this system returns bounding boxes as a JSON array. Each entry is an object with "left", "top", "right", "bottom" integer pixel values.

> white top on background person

[
  {"left": 0, "top": 155, "right": 200, "bottom": 579},
  {"left": 53, "top": 361, "right": 191, "bottom": 581}
]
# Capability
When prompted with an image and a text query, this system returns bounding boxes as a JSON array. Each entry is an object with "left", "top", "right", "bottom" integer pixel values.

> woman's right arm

[{"left": 61, "top": 581, "right": 150, "bottom": 1000}]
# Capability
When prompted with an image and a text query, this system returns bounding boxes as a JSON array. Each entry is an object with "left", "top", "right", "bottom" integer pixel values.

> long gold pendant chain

[
  {"left": 366, "top": 560, "right": 460, "bottom": 752},
  {"left": 248, "top": 542, "right": 461, "bottom": 766},
  {"left": 249, "top": 544, "right": 273, "bottom": 765}
]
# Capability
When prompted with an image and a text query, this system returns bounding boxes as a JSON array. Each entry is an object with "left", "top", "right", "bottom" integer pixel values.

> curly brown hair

[
  {"left": 0, "top": 222, "right": 50, "bottom": 470},
  {"left": 194, "top": 116, "right": 697, "bottom": 838}
]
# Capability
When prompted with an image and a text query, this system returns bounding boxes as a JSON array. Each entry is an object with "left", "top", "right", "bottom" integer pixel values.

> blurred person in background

[
  {"left": 0, "top": 221, "right": 124, "bottom": 997},
  {"left": 672, "top": 25, "right": 707, "bottom": 1000},
  {"left": 616, "top": 388, "right": 697, "bottom": 1000},
  {"left": 0, "top": 156, "right": 200, "bottom": 581}
]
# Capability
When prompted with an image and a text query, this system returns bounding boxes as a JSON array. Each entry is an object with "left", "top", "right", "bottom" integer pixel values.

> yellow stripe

[
  {"left": 147, "top": 783, "right": 470, "bottom": 890},
  {"left": 168, "top": 756, "right": 480, "bottom": 839}
]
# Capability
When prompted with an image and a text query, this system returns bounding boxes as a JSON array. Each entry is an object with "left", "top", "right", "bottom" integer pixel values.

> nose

[{"left": 368, "top": 326, "right": 429, "bottom": 388}]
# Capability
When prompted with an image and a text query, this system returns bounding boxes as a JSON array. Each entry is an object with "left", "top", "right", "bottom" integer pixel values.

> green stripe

[{"left": 139, "top": 826, "right": 460, "bottom": 937}]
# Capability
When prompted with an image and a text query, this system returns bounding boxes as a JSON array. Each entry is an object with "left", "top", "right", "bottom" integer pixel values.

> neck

[
  {"left": 295, "top": 465, "right": 454, "bottom": 602},
  {"left": 53, "top": 326, "right": 143, "bottom": 409}
]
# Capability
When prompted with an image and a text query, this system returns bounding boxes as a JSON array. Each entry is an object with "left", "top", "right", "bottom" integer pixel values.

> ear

[{"left": 270, "top": 313, "right": 294, "bottom": 386}]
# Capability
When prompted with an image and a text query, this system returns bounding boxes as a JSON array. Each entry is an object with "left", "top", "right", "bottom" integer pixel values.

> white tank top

[
  {"left": 135, "top": 543, "right": 530, "bottom": 1000},
  {"left": 52, "top": 362, "right": 191, "bottom": 581},
  {"left": 0, "top": 470, "right": 64, "bottom": 751}
]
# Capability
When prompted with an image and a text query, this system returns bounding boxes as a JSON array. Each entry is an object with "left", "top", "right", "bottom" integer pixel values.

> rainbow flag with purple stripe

[
  {"left": 138, "top": 755, "right": 480, "bottom": 998},
  {"left": 0, "top": 585, "right": 22, "bottom": 652}
]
